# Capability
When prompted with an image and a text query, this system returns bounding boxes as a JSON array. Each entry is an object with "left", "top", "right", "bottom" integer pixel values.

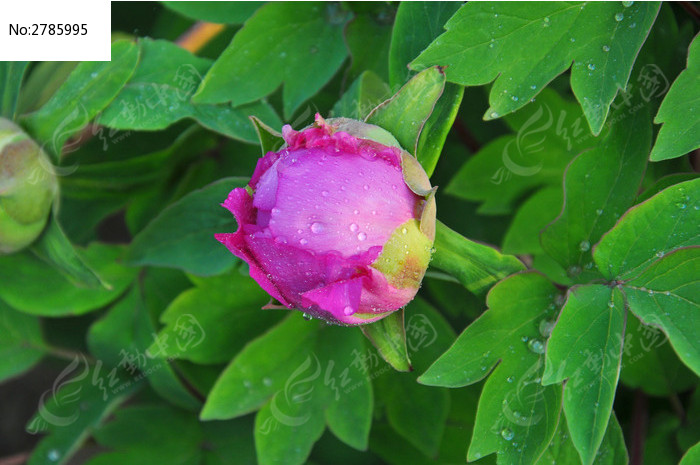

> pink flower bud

[{"left": 216, "top": 114, "right": 436, "bottom": 325}]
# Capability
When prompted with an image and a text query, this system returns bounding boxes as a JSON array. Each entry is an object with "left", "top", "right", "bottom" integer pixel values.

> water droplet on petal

[
  {"left": 321, "top": 190, "right": 329, "bottom": 197},
  {"left": 343, "top": 305, "right": 355, "bottom": 316},
  {"left": 349, "top": 223, "right": 359, "bottom": 232},
  {"left": 357, "top": 232, "right": 367, "bottom": 241},
  {"left": 300, "top": 238, "right": 308, "bottom": 245},
  {"left": 310, "top": 222, "right": 325, "bottom": 233},
  {"left": 363, "top": 184, "right": 369, "bottom": 191}
]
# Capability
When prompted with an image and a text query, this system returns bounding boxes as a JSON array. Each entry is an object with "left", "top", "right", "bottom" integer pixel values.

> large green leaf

[
  {"left": 540, "top": 105, "right": 651, "bottom": 283},
  {"left": 22, "top": 40, "right": 140, "bottom": 158},
  {"left": 536, "top": 413, "right": 628, "bottom": 465},
  {"left": 447, "top": 88, "right": 597, "bottom": 215},
  {"left": 431, "top": 221, "right": 525, "bottom": 296},
  {"left": 99, "top": 39, "right": 282, "bottom": 143},
  {"left": 650, "top": 34, "right": 700, "bottom": 161},
  {"left": 623, "top": 247, "right": 700, "bottom": 375},
  {"left": 620, "top": 312, "right": 696, "bottom": 396},
  {"left": 127, "top": 177, "right": 246, "bottom": 276},
  {"left": 366, "top": 67, "right": 445, "bottom": 160},
  {"left": 0, "top": 244, "right": 136, "bottom": 316},
  {"left": 254, "top": 326, "right": 372, "bottom": 465},
  {"left": 593, "top": 178, "right": 700, "bottom": 281},
  {"left": 542, "top": 285, "right": 626, "bottom": 465},
  {"left": 147, "top": 270, "right": 281, "bottom": 364},
  {"left": 0, "top": 61, "right": 28, "bottom": 120},
  {"left": 27, "top": 374, "right": 140, "bottom": 465},
  {"left": 373, "top": 298, "right": 455, "bottom": 458},
  {"left": 162, "top": 1, "right": 263, "bottom": 24},
  {"left": 680, "top": 442, "right": 700, "bottom": 465},
  {"left": 0, "top": 299, "right": 45, "bottom": 382},
  {"left": 87, "top": 285, "right": 201, "bottom": 411},
  {"left": 192, "top": 2, "right": 350, "bottom": 118},
  {"left": 30, "top": 217, "right": 107, "bottom": 289},
  {"left": 388, "top": 1, "right": 461, "bottom": 89},
  {"left": 503, "top": 186, "right": 563, "bottom": 255},
  {"left": 331, "top": 71, "right": 392, "bottom": 121},
  {"left": 411, "top": 1, "right": 660, "bottom": 134},
  {"left": 345, "top": 9, "right": 393, "bottom": 83},
  {"left": 419, "top": 272, "right": 563, "bottom": 465}
]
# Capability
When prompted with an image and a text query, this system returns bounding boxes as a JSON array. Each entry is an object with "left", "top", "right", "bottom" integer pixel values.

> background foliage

[{"left": 1, "top": 2, "right": 698, "bottom": 465}]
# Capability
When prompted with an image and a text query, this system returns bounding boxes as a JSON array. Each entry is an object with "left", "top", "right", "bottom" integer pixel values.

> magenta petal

[
  {"left": 253, "top": 162, "right": 279, "bottom": 211},
  {"left": 249, "top": 150, "right": 282, "bottom": 189},
  {"left": 301, "top": 277, "right": 365, "bottom": 324}
]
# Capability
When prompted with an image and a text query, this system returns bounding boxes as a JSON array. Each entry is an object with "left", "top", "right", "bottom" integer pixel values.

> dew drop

[
  {"left": 300, "top": 238, "right": 309, "bottom": 245},
  {"left": 528, "top": 339, "right": 545, "bottom": 354},
  {"left": 353, "top": 209, "right": 359, "bottom": 215},
  {"left": 302, "top": 312, "right": 313, "bottom": 320},
  {"left": 310, "top": 222, "right": 325, "bottom": 233},
  {"left": 343, "top": 305, "right": 355, "bottom": 316},
  {"left": 676, "top": 202, "right": 687, "bottom": 209},
  {"left": 567, "top": 265, "right": 582, "bottom": 277},
  {"left": 521, "top": 335, "right": 529, "bottom": 343},
  {"left": 90, "top": 72, "right": 98, "bottom": 78},
  {"left": 579, "top": 241, "right": 591, "bottom": 252},
  {"left": 401, "top": 227, "right": 408, "bottom": 235},
  {"left": 321, "top": 190, "right": 329, "bottom": 197},
  {"left": 588, "top": 63, "right": 596, "bottom": 71},
  {"left": 501, "top": 428, "right": 515, "bottom": 441},
  {"left": 602, "top": 45, "right": 610, "bottom": 52},
  {"left": 363, "top": 184, "right": 370, "bottom": 191},
  {"left": 539, "top": 319, "right": 555, "bottom": 338},
  {"left": 656, "top": 251, "right": 665, "bottom": 258},
  {"left": 357, "top": 232, "right": 367, "bottom": 241},
  {"left": 243, "top": 380, "right": 252, "bottom": 388},
  {"left": 622, "top": 1, "right": 634, "bottom": 6},
  {"left": 596, "top": 208, "right": 604, "bottom": 216},
  {"left": 530, "top": 84, "right": 537, "bottom": 90},
  {"left": 349, "top": 223, "right": 359, "bottom": 232},
  {"left": 489, "top": 111, "right": 500, "bottom": 119},
  {"left": 615, "top": 12, "right": 624, "bottom": 21},
  {"left": 543, "top": 17, "right": 550, "bottom": 25},
  {"left": 47, "top": 450, "right": 61, "bottom": 462},
  {"left": 511, "top": 95, "right": 519, "bottom": 102},
  {"left": 263, "top": 377, "right": 273, "bottom": 387},
  {"left": 506, "top": 376, "right": 515, "bottom": 383},
  {"left": 608, "top": 301, "right": 615, "bottom": 308}
]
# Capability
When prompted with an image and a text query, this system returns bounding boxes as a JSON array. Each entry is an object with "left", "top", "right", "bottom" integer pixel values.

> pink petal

[{"left": 301, "top": 277, "right": 364, "bottom": 323}]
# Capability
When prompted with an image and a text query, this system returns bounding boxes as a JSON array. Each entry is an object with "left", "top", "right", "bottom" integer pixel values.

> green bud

[{"left": 0, "top": 118, "right": 58, "bottom": 254}]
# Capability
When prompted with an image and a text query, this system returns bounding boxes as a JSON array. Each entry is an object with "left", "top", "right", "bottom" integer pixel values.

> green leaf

[
  {"left": 201, "top": 315, "right": 320, "bottom": 420},
  {"left": 415, "top": 82, "right": 464, "bottom": 177},
  {"left": 374, "top": 298, "right": 455, "bottom": 458},
  {"left": 503, "top": 186, "right": 562, "bottom": 255},
  {"left": 620, "top": 312, "right": 696, "bottom": 396},
  {"left": 536, "top": 412, "right": 628, "bottom": 465},
  {"left": 446, "top": 88, "right": 597, "bottom": 214},
  {"left": 360, "top": 309, "right": 411, "bottom": 372},
  {"left": 431, "top": 221, "right": 525, "bottom": 296},
  {"left": 650, "top": 34, "right": 700, "bottom": 161},
  {"left": 192, "top": 2, "right": 350, "bottom": 118},
  {"left": 127, "top": 177, "right": 246, "bottom": 276},
  {"left": 594, "top": 178, "right": 700, "bottom": 281},
  {"left": 254, "top": 326, "right": 372, "bottom": 464},
  {"left": 250, "top": 115, "right": 284, "bottom": 154},
  {"left": 542, "top": 285, "right": 626, "bottom": 465},
  {"left": 680, "top": 442, "right": 700, "bottom": 465},
  {"left": 147, "top": 270, "right": 281, "bottom": 364},
  {"left": 540, "top": 104, "right": 651, "bottom": 283},
  {"left": 0, "top": 299, "right": 45, "bottom": 382},
  {"left": 0, "top": 61, "right": 28, "bottom": 120},
  {"left": 623, "top": 247, "right": 700, "bottom": 376},
  {"left": 345, "top": 10, "right": 393, "bottom": 83},
  {"left": 388, "top": 1, "right": 461, "bottom": 89},
  {"left": 98, "top": 39, "right": 282, "bottom": 143},
  {"left": 419, "top": 272, "right": 563, "bottom": 465},
  {"left": 162, "top": 1, "right": 263, "bottom": 24},
  {"left": 365, "top": 67, "right": 445, "bottom": 158},
  {"left": 0, "top": 244, "right": 137, "bottom": 316},
  {"left": 27, "top": 374, "right": 140, "bottom": 465},
  {"left": 331, "top": 71, "right": 392, "bottom": 121},
  {"left": 22, "top": 40, "right": 140, "bottom": 158},
  {"left": 411, "top": 2, "right": 661, "bottom": 134},
  {"left": 87, "top": 285, "right": 202, "bottom": 410},
  {"left": 30, "top": 217, "right": 107, "bottom": 289},
  {"left": 16, "top": 61, "right": 77, "bottom": 114}
]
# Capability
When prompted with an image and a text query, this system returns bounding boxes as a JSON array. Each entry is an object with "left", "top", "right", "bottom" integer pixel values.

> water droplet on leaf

[
  {"left": 501, "top": 428, "right": 515, "bottom": 441},
  {"left": 528, "top": 339, "right": 545, "bottom": 354}
]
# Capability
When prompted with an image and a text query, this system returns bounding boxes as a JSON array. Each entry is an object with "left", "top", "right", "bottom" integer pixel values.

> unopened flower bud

[{"left": 0, "top": 118, "right": 58, "bottom": 254}]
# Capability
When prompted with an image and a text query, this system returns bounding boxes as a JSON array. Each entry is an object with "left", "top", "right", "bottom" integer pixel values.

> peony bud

[
  {"left": 0, "top": 118, "right": 58, "bottom": 254},
  {"left": 216, "top": 114, "right": 436, "bottom": 325}
]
